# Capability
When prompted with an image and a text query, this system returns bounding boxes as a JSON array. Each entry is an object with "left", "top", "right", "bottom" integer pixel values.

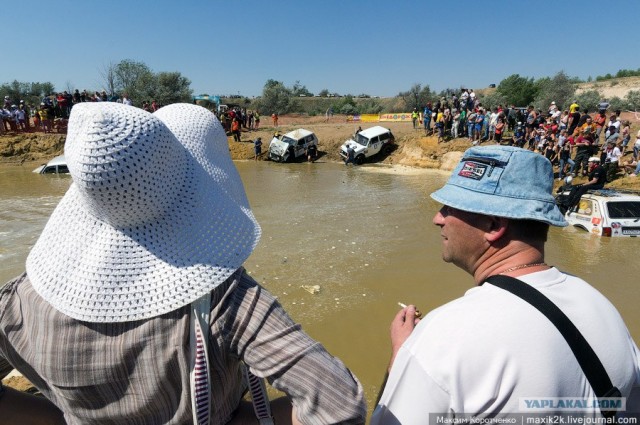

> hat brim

[
  {"left": 27, "top": 104, "right": 261, "bottom": 323},
  {"left": 431, "top": 183, "right": 568, "bottom": 227}
]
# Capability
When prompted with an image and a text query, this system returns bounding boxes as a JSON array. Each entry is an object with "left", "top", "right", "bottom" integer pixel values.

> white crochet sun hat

[{"left": 26, "top": 102, "right": 261, "bottom": 323}]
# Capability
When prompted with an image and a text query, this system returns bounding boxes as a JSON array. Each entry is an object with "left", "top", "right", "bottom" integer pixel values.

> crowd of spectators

[
  {"left": 0, "top": 90, "right": 157, "bottom": 134},
  {"left": 216, "top": 107, "right": 260, "bottom": 138},
  {"left": 421, "top": 89, "right": 635, "bottom": 182}
]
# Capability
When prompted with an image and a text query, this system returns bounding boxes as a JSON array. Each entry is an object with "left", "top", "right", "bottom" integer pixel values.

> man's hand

[{"left": 388, "top": 305, "right": 421, "bottom": 371}]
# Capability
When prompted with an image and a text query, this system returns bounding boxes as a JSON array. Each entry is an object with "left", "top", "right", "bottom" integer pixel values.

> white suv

[
  {"left": 268, "top": 129, "right": 318, "bottom": 162},
  {"left": 339, "top": 126, "right": 395, "bottom": 165},
  {"left": 563, "top": 190, "right": 640, "bottom": 237}
]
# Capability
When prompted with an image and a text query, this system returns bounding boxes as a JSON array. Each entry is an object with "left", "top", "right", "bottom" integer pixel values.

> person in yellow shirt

[{"left": 569, "top": 100, "right": 579, "bottom": 114}]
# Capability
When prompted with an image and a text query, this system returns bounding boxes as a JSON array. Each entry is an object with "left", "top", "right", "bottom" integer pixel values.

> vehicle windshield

[
  {"left": 354, "top": 133, "right": 369, "bottom": 147},
  {"left": 606, "top": 201, "right": 640, "bottom": 219},
  {"left": 281, "top": 136, "right": 296, "bottom": 146}
]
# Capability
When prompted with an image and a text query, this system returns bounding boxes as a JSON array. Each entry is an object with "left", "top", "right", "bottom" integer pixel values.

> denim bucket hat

[{"left": 431, "top": 146, "right": 567, "bottom": 226}]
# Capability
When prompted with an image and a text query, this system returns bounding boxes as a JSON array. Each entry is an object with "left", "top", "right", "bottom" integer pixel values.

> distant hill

[{"left": 575, "top": 76, "right": 640, "bottom": 99}]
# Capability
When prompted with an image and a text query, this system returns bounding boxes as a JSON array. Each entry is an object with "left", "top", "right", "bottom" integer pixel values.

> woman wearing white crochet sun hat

[{"left": 0, "top": 102, "right": 366, "bottom": 424}]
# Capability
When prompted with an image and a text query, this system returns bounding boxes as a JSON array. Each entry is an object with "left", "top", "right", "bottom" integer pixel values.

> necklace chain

[{"left": 499, "top": 262, "right": 548, "bottom": 275}]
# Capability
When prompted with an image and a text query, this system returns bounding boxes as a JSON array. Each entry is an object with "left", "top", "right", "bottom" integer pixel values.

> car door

[
  {"left": 575, "top": 197, "right": 599, "bottom": 235},
  {"left": 368, "top": 135, "right": 380, "bottom": 155}
]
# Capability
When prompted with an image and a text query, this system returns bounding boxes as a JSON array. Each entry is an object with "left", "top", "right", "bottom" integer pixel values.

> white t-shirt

[
  {"left": 607, "top": 146, "right": 622, "bottom": 163},
  {"left": 372, "top": 268, "right": 640, "bottom": 424}
]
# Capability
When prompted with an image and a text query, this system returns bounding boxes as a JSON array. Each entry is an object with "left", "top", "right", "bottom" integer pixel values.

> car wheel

[
  {"left": 355, "top": 155, "right": 364, "bottom": 165},
  {"left": 288, "top": 149, "right": 296, "bottom": 162},
  {"left": 383, "top": 145, "right": 393, "bottom": 155}
]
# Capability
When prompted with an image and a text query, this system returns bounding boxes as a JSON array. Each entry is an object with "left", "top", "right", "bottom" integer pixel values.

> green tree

[
  {"left": 496, "top": 74, "right": 537, "bottom": 107},
  {"left": 257, "top": 79, "right": 292, "bottom": 114},
  {"left": 478, "top": 91, "right": 508, "bottom": 111},
  {"left": 112, "top": 59, "right": 154, "bottom": 103},
  {"left": 0, "top": 80, "right": 55, "bottom": 106},
  {"left": 608, "top": 96, "right": 627, "bottom": 112},
  {"left": 533, "top": 71, "right": 576, "bottom": 111},
  {"left": 291, "top": 81, "right": 313, "bottom": 97},
  {"left": 153, "top": 72, "right": 193, "bottom": 105},
  {"left": 625, "top": 90, "right": 640, "bottom": 111},
  {"left": 574, "top": 90, "right": 601, "bottom": 114},
  {"left": 358, "top": 99, "right": 383, "bottom": 114},
  {"left": 318, "top": 89, "right": 330, "bottom": 97},
  {"left": 398, "top": 84, "right": 435, "bottom": 110}
]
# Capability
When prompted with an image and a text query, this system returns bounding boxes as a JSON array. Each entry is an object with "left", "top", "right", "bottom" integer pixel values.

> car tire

[
  {"left": 355, "top": 155, "right": 364, "bottom": 165},
  {"left": 383, "top": 145, "right": 393, "bottom": 155},
  {"left": 288, "top": 149, "right": 296, "bottom": 163}
]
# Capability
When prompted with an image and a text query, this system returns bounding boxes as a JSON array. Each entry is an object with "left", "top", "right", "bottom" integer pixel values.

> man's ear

[{"left": 485, "top": 216, "right": 508, "bottom": 243}]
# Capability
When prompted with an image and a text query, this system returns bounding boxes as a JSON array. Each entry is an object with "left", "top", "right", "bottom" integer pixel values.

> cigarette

[{"left": 398, "top": 302, "right": 422, "bottom": 318}]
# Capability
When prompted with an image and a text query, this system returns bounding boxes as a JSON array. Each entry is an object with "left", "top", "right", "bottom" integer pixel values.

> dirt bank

[{"left": 2, "top": 113, "right": 640, "bottom": 192}]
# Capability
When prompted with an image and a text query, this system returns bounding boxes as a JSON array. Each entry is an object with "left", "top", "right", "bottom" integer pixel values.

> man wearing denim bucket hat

[
  {"left": 0, "top": 102, "right": 366, "bottom": 424},
  {"left": 372, "top": 146, "right": 640, "bottom": 423}
]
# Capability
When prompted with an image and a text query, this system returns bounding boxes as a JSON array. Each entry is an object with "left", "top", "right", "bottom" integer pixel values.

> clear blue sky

[{"left": 3, "top": 0, "right": 640, "bottom": 98}]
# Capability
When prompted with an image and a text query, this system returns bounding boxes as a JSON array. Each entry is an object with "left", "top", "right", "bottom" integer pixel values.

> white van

[
  {"left": 268, "top": 129, "right": 318, "bottom": 162},
  {"left": 339, "top": 126, "right": 395, "bottom": 165}
]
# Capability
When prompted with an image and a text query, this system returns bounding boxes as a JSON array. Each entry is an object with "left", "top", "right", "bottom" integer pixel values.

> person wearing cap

[
  {"left": 371, "top": 146, "right": 640, "bottom": 423},
  {"left": 0, "top": 103, "right": 366, "bottom": 424}
]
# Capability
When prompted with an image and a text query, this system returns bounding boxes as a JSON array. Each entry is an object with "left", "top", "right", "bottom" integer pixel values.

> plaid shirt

[{"left": 0, "top": 270, "right": 366, "bottom": 424}]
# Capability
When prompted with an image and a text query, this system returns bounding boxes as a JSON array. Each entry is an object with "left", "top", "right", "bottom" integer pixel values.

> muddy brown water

[{"left": 1, "top": 161, "right": 639, "bottom": 416}]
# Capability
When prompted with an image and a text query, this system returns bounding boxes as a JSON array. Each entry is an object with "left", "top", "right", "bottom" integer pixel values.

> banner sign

[
  {"left": 347, "top": 114, "right": 380, "bottom": 122},
  {"left": 379, "top": 113, "right": 413, "bottom": 122}
]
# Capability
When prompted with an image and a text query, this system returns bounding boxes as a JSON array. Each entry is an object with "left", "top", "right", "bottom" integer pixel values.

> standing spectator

[
  {"left": 31, "top": 105, "right": 40, "bottom": 131},
  {"left": 573, "top": 128, "right": 594, "bottom": 176},
  {"left": 567, "top": 107, "right": 581, "bottom": 136},
  {"left": 494, "top": 116, "right": 505, "bottom": 145},
  {"left": 122, "top": 93, "right": 132, "bottom": 106},
  {"left": 569, "top": 99, "right": 579, "bottom": 113},
  {"left": 306, "top": 143, "right": 317, "bottom": 162},
  {"left": 72, "top": 89, "right": 81, "bottom": 104},
  {"left": 466, "top": 109, "right": 477, "bottom": 142},
  {"left": 620, "top": 120, "right": 631, "bottom": 153},
  {"left": 593, "top": 110, "right": 607, "bottom": 143},
  {"left": 604, "top": 140, "right": 622, "bottom": 182},
  {"left": 254, "top": 111, "right": 260, "bottom": 129},
  {"left": 253, "top": 136, "right": 262, "bottom": 161},
  {"left": 451, "top": 109, "right": 460, "bottom": 139},
  {"left": 15, "top": 105, "right": 26, "bottom": 131},
  {"left": 271, "top": 113, "right": 278, "bottom": 127},
  {"left": 597, "top": 98, "right": 610, "bottom": 113},
  {"left": 56, "top": 93, "right": 68, "bottom": 118},
  {"left": 152, "top": 100, "right": 158, "bottom": 112},
  {"left": 525, "top": 106, "right": 536, "bottom": 141},
  {"left": 558, "top": 133, "right": 576, "bottom": 180},
  {"left": 231, "top": 117, "right": 241, "bottom": 142},
  {"left": 345, "top": 143, "right": 356, "bottom": 165},
  {"left": 412, "top": 108, "right": 419, "bottom": 129},
  {"left": 423, "top": 103, "right": 432, "bottom": 135},
  {"left": 38, "top": 103, "right": 51, "bottom": 133}
]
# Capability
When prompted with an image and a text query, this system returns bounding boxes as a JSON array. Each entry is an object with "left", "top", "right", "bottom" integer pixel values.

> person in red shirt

[
  {"left": 593, "top": 111, "right": 607, "bottom": 143},
  {"left": 231, "top": 117, "right": 241, "bottom": 142}
]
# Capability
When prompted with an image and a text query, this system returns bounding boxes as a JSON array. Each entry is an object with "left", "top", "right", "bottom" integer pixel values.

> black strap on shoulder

[{"left": 485, "top": 274, "right": 620, "bottom": 418}]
